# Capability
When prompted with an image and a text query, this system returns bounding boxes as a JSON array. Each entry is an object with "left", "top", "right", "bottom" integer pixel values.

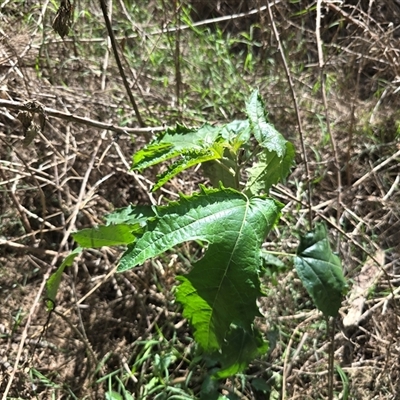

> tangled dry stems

[{"left": 0, "top": 1, "right": 400, "bottom": 398}]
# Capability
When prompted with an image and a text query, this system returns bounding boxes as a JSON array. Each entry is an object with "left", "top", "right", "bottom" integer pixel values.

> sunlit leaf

[
  {"left": 46, "top": 247, "right": 82, "bottom": 310},
  {"left": 72, "top": 224, "right": 140, "bottom": 248},
  {"left": 118, "top": 185, "right": 282, "bottom": 375},
  {"left": 245, "top": 90, "right": 295, "bottom": 195}
]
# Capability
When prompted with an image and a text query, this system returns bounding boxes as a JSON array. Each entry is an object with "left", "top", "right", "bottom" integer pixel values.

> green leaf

[
  {"left": 132, "top": 142, "right": 174, "bottom": 171},
  {"left": 132, "top": 122, "right": 251, "bottom": 190},
  {"left": 213, "top": 325, "right": 268, "bottom": 378},
  {"left": 105, "top": 205, "right": 156, "bottom": 226},
  {"left": 160, "top": 123, "right": 222, "bottom": 149},
  {"left": 245, "top": 90, "right": 295, "bottom": 195},
  {"left": 202, "top": 148, "right": 238, "bottom": 189},
  {"left": 105, "top": 391, "right": 123, "bottom": 400},
  {"left": 294, "top": 223, "right": 347, "bottom": 317},
  {"left": 118, "top": 186, "right": 282, "bottom": 363},
  {"left": 245, "top": 142, "right": 295, "bottom": 195},
  {"left": 153, "top": 144, "right": 224, "bottom": 191},
  {"left": 219, "top": 119, "right": 251, "bottom": 151},
  {"left": 46, "top": 247, "right": 82, "bottom": 310},
  {"left": 132, "top": 123, "right": 221, "bottom": 171},
  {"left": 260, "top": 251, "right": 285, "bottom": 270},
  {"left": 246, "top": 90, "right": 287, "bottom": 156},
  {"left": 72, "top": 224, "right": 140, "bottom": 248},
  {"left": 251, "top": 377, "right": 270, "bottom": 392}
]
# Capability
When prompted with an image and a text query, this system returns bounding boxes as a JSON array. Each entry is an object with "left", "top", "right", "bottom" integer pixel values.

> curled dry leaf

[
  {"left": 16, "top": 100, "right": 48, "bottom": 146},
  {"left": 52, "top": 0, "right": 73, "bottom": 38}
]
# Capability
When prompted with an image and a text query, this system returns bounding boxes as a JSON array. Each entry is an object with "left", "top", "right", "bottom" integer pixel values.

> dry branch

[{"left": 0, "top": 99, "right": 165, "bottom": 136}]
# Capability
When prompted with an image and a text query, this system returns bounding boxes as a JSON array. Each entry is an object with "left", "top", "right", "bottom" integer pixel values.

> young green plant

[{"left": 48, "top": 90, "right": 347, "bottom": 380}]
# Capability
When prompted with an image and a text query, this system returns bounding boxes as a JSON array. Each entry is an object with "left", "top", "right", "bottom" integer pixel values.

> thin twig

[
  {"left": 173, "top": 1, "right": 182, "bottom": 113},
  {"left": 282, "top": 314, "right": 319, "bottom": 400},
  {"left": 47, "top": 1, "right": 283, "bottom": 45},
  {"left": 101, "top": 0, "right": 113, "bottom": 91},
  {"left": 98, "top": 0, "right": 145, "bottom": 127},
  {"left": 0, "top": 168, "right": 33, "bottom": 236},
  {"left": 0, "top": 238, "right": 62, "bottom": 256},
  {"left": 53, "top": 132, "right": 105, "bottom": 257},
  {"left": 265, "top": 1, "right": 313, "bottom": 228},
  {"left": 272, "top": 185, "right": 381, "bottom": 267},
  {"left": 1, "top": 263, "right": 53, "bottom": 400},
  {"left": 351, "top": 148, "right": 400, "bottom": 188},
  {"left": 52, "top": 309, "right": 97, "bottom": 366},
  {"left": 316, "top": 0, "right": 342, "bottom": 252},
  {"left": 0, "top": 99, "right": 163, "bottom": 135}
]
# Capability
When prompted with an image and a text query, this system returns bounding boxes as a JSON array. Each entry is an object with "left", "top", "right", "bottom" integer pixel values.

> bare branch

[
  {"left": 98, "top": 0, "right": 145, "bottom": 127},
  {"left": 0, "top": 99, "right": 165, "bottom": 136}
]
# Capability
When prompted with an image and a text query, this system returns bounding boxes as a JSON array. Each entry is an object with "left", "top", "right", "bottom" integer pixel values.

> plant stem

[{"left": 327, "top": 316, "right": 336, "bottom": 400}]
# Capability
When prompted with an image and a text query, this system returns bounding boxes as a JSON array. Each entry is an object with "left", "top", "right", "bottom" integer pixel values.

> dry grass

[{"left": 0, "top": 1, "right": 400, "bottom": 398}]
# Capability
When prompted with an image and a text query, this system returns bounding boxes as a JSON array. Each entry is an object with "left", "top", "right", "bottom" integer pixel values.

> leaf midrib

[
  {"left": 130, "top": 200, "right": 246, "bottom": 268},
  {"left": 208, "top": 196, "right": 250, "bottom": 335}
]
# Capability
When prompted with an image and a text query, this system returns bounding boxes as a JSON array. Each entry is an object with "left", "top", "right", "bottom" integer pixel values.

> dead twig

[
  {"left": 316, "top": 0, "right": 342, "bottom": 252},
  {"left": 265, "top": 1, "right": 313, "bottom": 228},
  {"left": 98, "top": 0, "right": 145, "bottom": 127},
  {"left": 0, "top": 99, "right": 164, "bottom": 136}
]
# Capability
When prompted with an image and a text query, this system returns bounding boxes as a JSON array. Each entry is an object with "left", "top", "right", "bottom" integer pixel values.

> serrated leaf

[
  {"left": 246, "top": 90, "right": 287, "bottom": 156},
  {"left": 152, "top": 145, "right": 224, "bottom": 191},
  {"left": 294, "top": 222, "right": 347, "bottom": 317},
  {"left": 132, "top": 142, "right": 174, "bottom": 171},
  {"left": 133, "top": 122, "right": 253, "bottom": 190},
  {"left": 133, "top": 123, "right": 221, "bottom": 171},
  {"left": 133, "top": 124, "right": 230, "bottom": 189},
  {"left": 161, "top": 123, "right": 222, "bottom": 148},
  {"left": 105, "top": 205, "right": 156, "bottom": 226},
  {"left": 72, "top": 224, "right": 140, "bottom": 248},
  {"left": 245, "top": 142, "right": 295, "bottom": 195},
  {"left": 244, "top": 91, "right": 295, "bottom": 195},
  {"left": 118, "top": 186, "right": 282, "bottom": 359},
  {"left": 46, "top": 247, "right": 82, "bottom": 310}
]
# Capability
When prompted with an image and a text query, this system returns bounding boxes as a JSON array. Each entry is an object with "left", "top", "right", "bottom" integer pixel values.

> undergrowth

[{"left": 0, "top": 1, "right": 400, "bottom": 399}]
